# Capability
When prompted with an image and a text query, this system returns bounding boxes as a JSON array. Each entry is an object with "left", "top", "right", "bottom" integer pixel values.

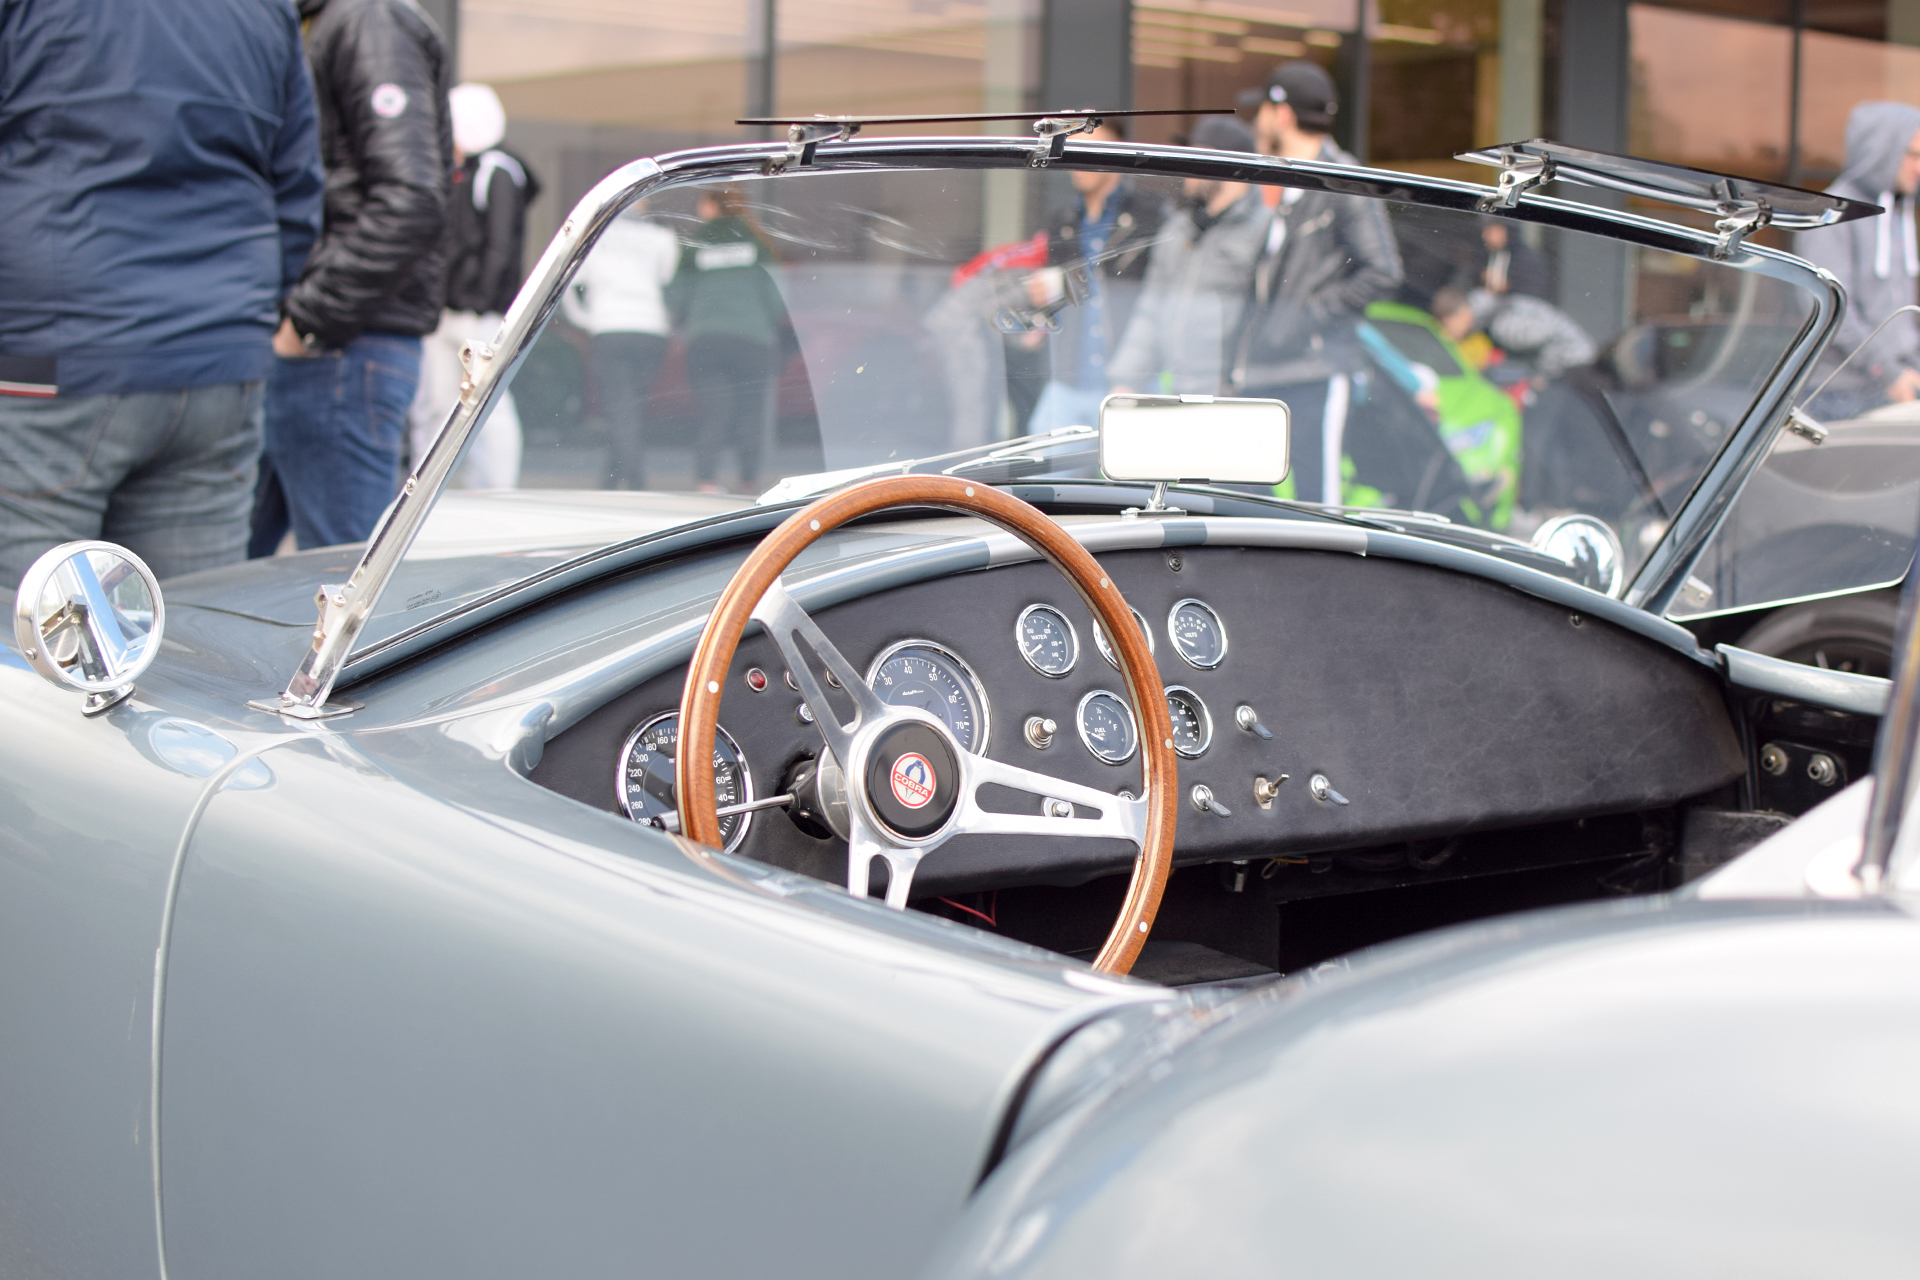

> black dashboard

[{"left": 531, "top": 544, "right": 1746, "bottom": 897}]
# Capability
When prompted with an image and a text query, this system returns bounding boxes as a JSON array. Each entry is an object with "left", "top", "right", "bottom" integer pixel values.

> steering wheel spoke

[
  {"left": 750, "top": 576, "right": 890, "bottom": 767},
  {"left": 952, "top": 754, "right": 1148, "bottom": 844}
]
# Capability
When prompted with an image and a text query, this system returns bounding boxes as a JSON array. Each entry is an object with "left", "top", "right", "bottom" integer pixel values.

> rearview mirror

[
  {"left": 1098, "top": 394, "right": 1290, "bottom": 486},
  {"left": 12, "top": 541, "right": 165, "bottom": 715}
]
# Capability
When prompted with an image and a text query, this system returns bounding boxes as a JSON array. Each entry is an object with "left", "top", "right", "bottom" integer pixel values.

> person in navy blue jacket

[{"left": 0, "top": 0, "right": 323, "bottom": 581}]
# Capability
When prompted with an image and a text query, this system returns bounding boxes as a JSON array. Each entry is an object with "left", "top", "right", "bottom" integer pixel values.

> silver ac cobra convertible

[{"left": 6, "top": 129, "right": 1919, "bottom": 1278}]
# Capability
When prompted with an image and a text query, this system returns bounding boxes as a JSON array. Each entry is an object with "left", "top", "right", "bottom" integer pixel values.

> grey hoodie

[{"left": 1796, "top": 101, "right": 1920, "bottom": 389}]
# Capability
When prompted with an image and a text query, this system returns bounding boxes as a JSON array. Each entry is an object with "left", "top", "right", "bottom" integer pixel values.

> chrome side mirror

[
  {"left": 1532, "top": 514, "right": 1625, "bottom": 598},
  {"left": 12, "top": 541, "right": 165, "bottom": 715}
]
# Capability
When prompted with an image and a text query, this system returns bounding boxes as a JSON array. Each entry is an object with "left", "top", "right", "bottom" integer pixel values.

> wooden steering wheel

[{"left": 677, "top": 475, "right": 1178, "bottom": 976}]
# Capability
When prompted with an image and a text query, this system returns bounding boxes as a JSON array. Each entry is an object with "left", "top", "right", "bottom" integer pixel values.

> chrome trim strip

[
  {"left": 289, "top": 133, "right": 1841, "bottom": 718},
  {"left": 1717, "top": 643, "right": 1891, "bottom": 717}
]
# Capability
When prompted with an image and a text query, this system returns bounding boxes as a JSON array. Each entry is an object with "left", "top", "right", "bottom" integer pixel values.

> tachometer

[
  {"left": 865, "top": 640, "right": 990, "bottom": 754},
  {"left": 1015, "top": 603, "right": 1078, "bottom": 678},
  {"left": 1163, "top": 685, "right": 1213, "bottom": 757},
  {"left": 1168, "top": 598, "right": 1227, "bottom": 669},
  {"left": 1076, "top": 689, "right": 1139, "bottom": 765},
  {"left": 1093, "top": 606, "right": 1156, "bottom": 670},
  {"left": 617, "top": 712, "right": 754, "bottom": 852}
]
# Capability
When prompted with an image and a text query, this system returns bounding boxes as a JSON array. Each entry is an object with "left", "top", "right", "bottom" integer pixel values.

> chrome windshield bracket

[
  {"left": 1476, "top": 153, "right": 1553, "bottom": 211},
  {"left": 767, "top": 119, "right": 862, "bottom": 173},
  {"left": 1784, "top": 406, "right": 1828, "bottom": 444},
  {"left": 1030, "top": 115, "right": 1101, "bottom": 168},
  {"left": 1711, "top": 190, "right": 1772, "bottom": 260}
]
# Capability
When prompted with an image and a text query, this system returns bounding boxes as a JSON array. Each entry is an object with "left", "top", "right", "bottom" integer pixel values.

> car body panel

[{"left": 926, "top": 893, "right": 1920, "bottom": 1279}]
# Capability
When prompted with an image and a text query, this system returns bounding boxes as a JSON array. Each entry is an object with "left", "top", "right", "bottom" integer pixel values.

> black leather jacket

[
  {"left": 285, "top": 0, "right": 452, "bottom": 346},
  {"left": 1230, "top": 141, "right": 1403, "bottom": 390}
]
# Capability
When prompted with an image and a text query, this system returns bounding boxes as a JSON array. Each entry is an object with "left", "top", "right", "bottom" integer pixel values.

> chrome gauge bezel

[
  {"left": 1093, "top": 605, "right": 1156, "bottom": 670},
  {"left": 1014, "top": 602, "right": 1079, "bottom": 678},
  {"left": 1075, "top": 688, "right": 1139, "bottom": 765},
  {"left": 616, "top": 711, "right": 756, "bottom": 853},
  {"left": 1167, "top": 597, "right": 1228, "bottom": 669},
  {"left": 1162, "top": 684, "right": 1213, "bottom": 758},
  {"left": 864, "top": 638, "right": 993, "bottom": 755}
]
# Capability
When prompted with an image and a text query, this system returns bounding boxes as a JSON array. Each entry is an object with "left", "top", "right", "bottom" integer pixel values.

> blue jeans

[
  {"left": 251, "top": 333, "right": 420, "bottom": 555},
  {"left": 1027, "top": 381, "right": 1107, "bottom": 437},
  {"left": 0, "top": 381, "right": 263, "bottom": 582}
]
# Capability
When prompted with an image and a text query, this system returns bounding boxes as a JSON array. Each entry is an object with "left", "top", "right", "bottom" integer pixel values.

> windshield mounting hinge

[
  {"left": 1030, "top": 115, "right": 1101, "bottom": 168},
  {"left": 1784, "top": 406, "right": 1829, "bottom": 444},
  {"left": 1476, "top": 153, "right": 1554, "bottom": 212},
  {"left": 1710, "top": 188, "right": 1772, "bottom": 259},
  {"left": 766, "top": 119, "right": 862, "bottom": 174}
]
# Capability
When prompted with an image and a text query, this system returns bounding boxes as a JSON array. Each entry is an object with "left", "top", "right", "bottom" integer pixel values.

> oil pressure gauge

[{"left": 1163, "top": 685, "right": 1213, "bottom": 757}]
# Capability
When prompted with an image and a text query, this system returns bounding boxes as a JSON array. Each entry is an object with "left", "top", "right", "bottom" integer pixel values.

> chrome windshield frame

[{"left": 258, "top": 135, "right": 1844, "bottom": 716}]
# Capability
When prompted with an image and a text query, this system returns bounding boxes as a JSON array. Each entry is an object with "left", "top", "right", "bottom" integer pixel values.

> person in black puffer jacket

[{"left": 251, "top": 0, "right": 453, "bottom": 556}]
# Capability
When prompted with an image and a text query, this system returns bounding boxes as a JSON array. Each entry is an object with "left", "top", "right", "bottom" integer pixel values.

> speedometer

[
  {"left": 1076, "top": 689, "right": 1138, "bottom": 764},
  {"left": 865, "top": 640, "right": 990, "bottom": 754},
  {"left": 617, "top": 712, "right": 754, "bottom": 852}
]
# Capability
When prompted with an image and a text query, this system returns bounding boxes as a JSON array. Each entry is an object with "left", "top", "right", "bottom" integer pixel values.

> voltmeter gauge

[{"left": 1168, "top": 598, "right": 1227, "bottom": 669}]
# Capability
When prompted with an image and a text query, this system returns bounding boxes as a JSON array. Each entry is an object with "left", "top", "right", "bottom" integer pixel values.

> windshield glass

[{"left": 366, "top": 155, "right": 1822, "bottom": 654}]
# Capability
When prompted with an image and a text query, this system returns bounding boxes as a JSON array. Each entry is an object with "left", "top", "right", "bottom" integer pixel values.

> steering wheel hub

[{"left": 865, "top": 721, "right": 960, "bottom": 838}]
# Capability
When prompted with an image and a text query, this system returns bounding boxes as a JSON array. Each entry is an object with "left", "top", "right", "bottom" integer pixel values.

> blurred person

[
  {"left": 1234, "top": 60, "right": 1402, "bottom": 505},
  {"left": 1477, "top": 221, "right": 1550, "bottom": 300},
  {"left": 561, "top": 202, "right": 679, "bottom": 489},
  {"left": 1432, "top": 286, "right": 1594, "bottom": 382},
  {"left": 251, "top": 0, "right": 452, "bottom": 556},
  {"left": 407, "top": 82, "right": 538, "bottom": 489},
  {"left": 668, "top": 187, "right": 786, "bottom": 493},
  {"left": 0, "top": 0, "right": 321, "bottom": 582},
  {"left": 1798, "top": 101, "right": 1920, "bottom": 416},
  {"left": 1108, "top": 115, "right": 1270, "bottom": 397},
  {"left": 1024, "top": 120, "right": 1166, "bottom": 434}
]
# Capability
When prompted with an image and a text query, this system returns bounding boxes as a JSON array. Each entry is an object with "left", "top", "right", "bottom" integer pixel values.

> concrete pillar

[
  {"left": 1553, "top": 0, "right": 1631, "bottom": 345},
  {"left": 1042, "top": 0, "right": 1131, "bottom": 111},
  {"left": 985, "top": 0, "right": 1041, "bottom": 247},
  {"left": 1498, "top": 0, "right": 1543, "bottom": 142}
]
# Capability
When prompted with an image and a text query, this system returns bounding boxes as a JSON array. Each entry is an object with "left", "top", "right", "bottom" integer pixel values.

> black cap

[
  {"left": 1188, "top": 114, "right": 1259, "bottom": 156},
  {"left": 1258, "top": 60, "right": 1338, "bottom": 132}
]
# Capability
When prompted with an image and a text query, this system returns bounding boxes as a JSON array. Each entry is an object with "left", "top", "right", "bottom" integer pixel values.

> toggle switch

[
  {"left": 1254, "top": 774, "right": 1287, "bottom": 808},
  {"left": 1190, "top": 784, "right": 1232, "bottom": 816},
  {"left": 1235, "top": 704, "right": 1273, "bottom": 741},
  {"left": 1308, "top": 773, "right": 1348, "bottom": 806}
]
